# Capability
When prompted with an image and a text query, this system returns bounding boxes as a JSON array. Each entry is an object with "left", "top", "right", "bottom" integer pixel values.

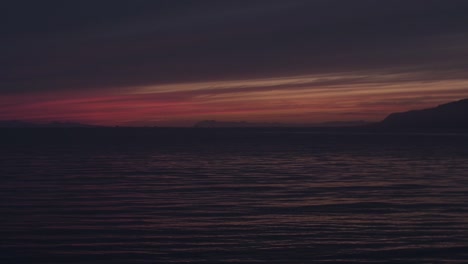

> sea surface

[{"left": 1, "top": 128, "right": 468, "bottom": 263}]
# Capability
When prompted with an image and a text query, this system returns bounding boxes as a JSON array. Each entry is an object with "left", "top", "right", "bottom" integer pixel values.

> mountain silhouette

[
  {"left": 3, "top": 99, "right": 467, "bottom": 130},
  {"left": 0, "top": 120, "right": 98, "bottom": 128},
  {"left": 378, "top": 98, "right": 468, "bottom": 130},
  {"left": 0, "top": 120, "right": 39, "bottom": 127},
  {"left": 194, "top": 120, "right": 370, "bottom": 128},
  {"left": 194, "top": 120, "right": 283, "bottom": 128}
]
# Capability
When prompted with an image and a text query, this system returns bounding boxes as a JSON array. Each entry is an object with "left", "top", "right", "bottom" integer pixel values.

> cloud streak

[
  {"left": 1, "top": 1, "right": 468, "bottom": 125},
  {"left": 2, "top": 71, "right": 467, "bottom": 126}
]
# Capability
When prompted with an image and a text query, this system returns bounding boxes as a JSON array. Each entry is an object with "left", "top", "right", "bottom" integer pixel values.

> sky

[{"left": 2, "top": 0, "right": 468, "bottom": 126}]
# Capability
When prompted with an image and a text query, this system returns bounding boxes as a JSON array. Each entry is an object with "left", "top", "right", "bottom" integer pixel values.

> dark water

[{"left": 1, "top": 128, "right": 468, "bottom": 263}]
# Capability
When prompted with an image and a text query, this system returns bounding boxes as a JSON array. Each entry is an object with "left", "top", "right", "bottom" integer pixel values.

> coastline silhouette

[
  {"left": 2, "top": 98, "right": 467, "bottom": 131},
  {"left": 194, "top": 99, "right": 468, "bottom": 131}
]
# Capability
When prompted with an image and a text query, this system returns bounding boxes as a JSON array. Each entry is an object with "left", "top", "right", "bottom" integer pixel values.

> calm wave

[{"left": 1, "top": 128, "right": 468, "bottom": 263}]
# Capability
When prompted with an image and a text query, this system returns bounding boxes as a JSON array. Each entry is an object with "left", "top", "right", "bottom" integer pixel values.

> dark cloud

[{"left": 2, "top": 0, "right": 468, "bottom": 93}]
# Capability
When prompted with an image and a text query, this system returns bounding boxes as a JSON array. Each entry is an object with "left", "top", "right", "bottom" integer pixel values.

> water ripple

[{"left": 1, "top": 129, "right": 468, "bottom": 263}]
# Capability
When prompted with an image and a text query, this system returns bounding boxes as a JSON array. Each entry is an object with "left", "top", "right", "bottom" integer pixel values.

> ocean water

[{"left": 1, "top": 128, "right": 468, "bottom": 263}]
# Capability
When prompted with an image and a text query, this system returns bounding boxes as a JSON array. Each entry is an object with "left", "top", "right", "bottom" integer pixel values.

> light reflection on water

[{"left": 1, "top": 129, "right": 468, "bottom": 263}]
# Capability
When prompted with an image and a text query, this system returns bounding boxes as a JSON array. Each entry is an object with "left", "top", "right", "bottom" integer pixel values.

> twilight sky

[{"left": 2, "top": 0, "right": 468, "bottom": 126}]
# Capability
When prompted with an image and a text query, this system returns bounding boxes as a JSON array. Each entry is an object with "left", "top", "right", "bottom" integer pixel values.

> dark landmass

[
  {"left": 194, "top": 120, "right": 286, "bottom": 128},
  {"left": 312, "top": 120, "right": 371, "bottom": 127},
  {"left": 375, "top": 98, "right": 468, "bottom": 130},
  {"left": 0, "top": 120, "right": 98, "bottom": 128},
  {"left": 0, "top": 120, "right": 37, "bottom": 128},
  {"left": 195, "top": 99, "right": 468, "bottom": 132},
  {"left": 3, "top": 99, "right": 467, "bottom": 131},
  {"left": 194, "top": 120, "right": 370, "bottom": 128}
]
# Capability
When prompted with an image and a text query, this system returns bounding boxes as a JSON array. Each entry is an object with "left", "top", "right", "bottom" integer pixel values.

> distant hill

[
  {"left": 194, "top": 120, "right": 371, "bottom": 128},
  {"left": 194, "top": 120, "right": 284, "bottom": 128},
  {"left": 0, "top": 120, "right": 98, "bottom": 128},
  {"left": 377, "top": 99, "right": 468, "bottom": 130},
  {"left": 195, "top": 99, "right": 468, "bottom": 130},
  {"left": 0, "top": 120, "right": 38, "bottom": 127},
  {"left": 312, "top": 120, "right": 370, "bottom": 127}
]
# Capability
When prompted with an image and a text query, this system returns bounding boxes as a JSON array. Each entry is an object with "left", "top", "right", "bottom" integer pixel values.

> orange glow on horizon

[{"left": 1, "top": 73, "right": 468, "bottom": 126}]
